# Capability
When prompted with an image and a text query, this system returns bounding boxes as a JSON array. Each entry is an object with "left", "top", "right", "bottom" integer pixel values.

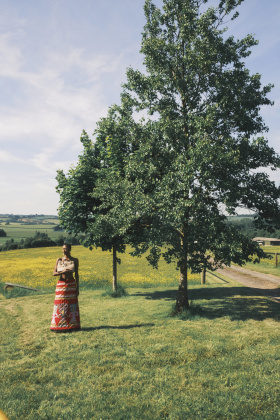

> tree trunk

[
  {"left": 112, "top": 244, "right": 117, "bottom": 292},
  {"left": 201, "top": 267, "right": 206, "bottom": 285},
  {"left": 175, "top": 237, "right": 189, "bottom": 312},
  {"left": 175, "top": 262, "right": 189, "bottom": 312}
]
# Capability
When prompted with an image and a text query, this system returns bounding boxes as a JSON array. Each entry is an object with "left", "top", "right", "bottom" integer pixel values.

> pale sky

[{"left": 0, "top": 0, "right": 280, "bottom": 215}]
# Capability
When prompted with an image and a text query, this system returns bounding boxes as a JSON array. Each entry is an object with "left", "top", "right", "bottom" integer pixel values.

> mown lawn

[{"left": 1, "top": 279, "right": 280, "bottom": 419}]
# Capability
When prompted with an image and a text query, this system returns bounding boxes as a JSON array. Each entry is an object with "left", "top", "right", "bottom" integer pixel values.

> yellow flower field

[{"left": 0, "top": 245, "right": 200, "bottom": 291}]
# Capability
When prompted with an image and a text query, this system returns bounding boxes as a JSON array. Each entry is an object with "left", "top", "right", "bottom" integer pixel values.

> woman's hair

[{"left": 63, "top": 243, "right": 72, "bottom": 251}]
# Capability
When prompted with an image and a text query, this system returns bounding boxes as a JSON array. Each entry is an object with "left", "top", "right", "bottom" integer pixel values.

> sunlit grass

[
  {"left": 1, "top": 281, "right": 280, "bottom": 419},
  {"left": 1, "top": 246, "right": 280, "bottom": 418}
]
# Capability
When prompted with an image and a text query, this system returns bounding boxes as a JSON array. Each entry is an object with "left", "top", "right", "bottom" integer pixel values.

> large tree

[{"left": 121, "top": 0, "right": 280, "bottom": 311}]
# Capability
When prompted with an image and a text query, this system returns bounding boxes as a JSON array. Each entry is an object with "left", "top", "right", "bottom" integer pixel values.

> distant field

[
  {"left": 0, "top": 223, "right": 62, "bottom": 242},
  {"left": 0, "top": 215, "right": 63, "bottom": 245}
]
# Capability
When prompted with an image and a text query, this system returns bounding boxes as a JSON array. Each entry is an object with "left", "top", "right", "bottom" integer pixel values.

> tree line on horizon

[
  {"left": 56, "top": 0, "right": 280, "bottom": 312},
  {"left": 1, "top": 217, "right": 280, "bottom": 253}
]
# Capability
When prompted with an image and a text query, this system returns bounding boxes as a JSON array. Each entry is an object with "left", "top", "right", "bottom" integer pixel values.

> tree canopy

[
  {"left": 56, "top": 0, "right": 280, "bottom": 311},
  {"left": 121, "top": 0, "right": 280, "bottom": 310}
]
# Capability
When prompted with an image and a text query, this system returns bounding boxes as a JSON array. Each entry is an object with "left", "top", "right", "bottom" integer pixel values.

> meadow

[
  {"left": 2, "top": 215, "right": 280, "bottom": 278},
  {"left": 1, "top": 245, "right": 280, "bottom": 419},
  {"left": 0, "top": 245, "right": 201, "bottom": 295}
]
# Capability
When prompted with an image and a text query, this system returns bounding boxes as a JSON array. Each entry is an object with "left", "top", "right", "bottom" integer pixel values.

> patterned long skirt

[{"left": 50, "top": 278, "right": 80, "bottom": 332}]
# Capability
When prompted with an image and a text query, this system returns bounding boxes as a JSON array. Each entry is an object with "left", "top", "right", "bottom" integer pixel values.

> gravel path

[{"left": 216, "top": 265, "right": 280, "bottom": 302}]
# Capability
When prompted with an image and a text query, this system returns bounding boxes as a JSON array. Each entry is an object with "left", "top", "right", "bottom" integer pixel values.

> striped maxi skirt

[{"left": 50, "top": 278, "right": 80, "bottom": 332}]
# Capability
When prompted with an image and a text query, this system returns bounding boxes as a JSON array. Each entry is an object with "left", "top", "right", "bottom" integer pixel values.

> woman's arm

[
  {"left": 53, "top": 258, "right": 62, "bottom": 276},
  {"left": 75, "top": 258, "right": 79, "bottom": 296}
]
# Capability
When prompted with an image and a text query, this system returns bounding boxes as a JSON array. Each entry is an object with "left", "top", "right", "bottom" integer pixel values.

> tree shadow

[
  {"left": 131, "top": 287, "right": 280, "bottom": 322},
  {"left": 190, "top": 286, "right": 280, "bottom": 301},
  {"left": 131, "top": 290, "right": 178, "bottom": 301},
  {"left": 189, "top": 295, "right": 280, "bottom": 322},
  {"left": 80, "top": 323, "right": 155, "bottom": 332}
]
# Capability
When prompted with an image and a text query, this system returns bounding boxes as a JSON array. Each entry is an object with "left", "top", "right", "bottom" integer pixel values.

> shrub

[{"left": 1, "top": 238, "right": 21, "bottom": 251}]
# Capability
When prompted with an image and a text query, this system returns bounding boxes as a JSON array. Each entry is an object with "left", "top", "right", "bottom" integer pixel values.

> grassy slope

[{"left": 1, "top": 280, "right": 280, "bottom": 420}]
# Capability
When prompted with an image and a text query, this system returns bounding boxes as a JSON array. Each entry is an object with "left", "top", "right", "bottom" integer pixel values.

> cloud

[
  {"left": 0, "top": 149, "right": 26, "bottom": 163},
  {"left": 0, "top": 41, "right": 135, "bottom": 172},
  {"left": 29, "top": 147, "right": 76, "bottom": 175},
  {"left": 0, "top": 33, "right": 24, "bottom": 77}
]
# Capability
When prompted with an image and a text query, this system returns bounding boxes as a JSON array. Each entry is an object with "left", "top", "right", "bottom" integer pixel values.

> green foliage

[
  {"left": 118, "top": 0, "right": 280, "bottom": 310},
  {"left": 0, "top": 228, "right": 7, "bottom": 237},
  {"left": 21, "top": 231, "right": 56, "bottom": 248},
  {"left": 228, "top": 217, "right": 280, "bottom": 239},
  {"left": 54, "top": 0, "right": 280, "bottom": 311},
  {"left": 56, "top": 107, "right": 151, "bottom": 291},
  {"left": 1, "top": 238, "right": 20, "bottom": 251},
  {"left": 53, "top": 224, "right": 64, "bottom": 231},
  {"left": 56, "top": 131, "right": 101, "bottom": 241}
]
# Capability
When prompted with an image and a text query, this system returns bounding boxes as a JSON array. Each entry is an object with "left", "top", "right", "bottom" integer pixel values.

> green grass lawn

[{"left": 1, "top": 279, "right": 280, "bottom": 419}]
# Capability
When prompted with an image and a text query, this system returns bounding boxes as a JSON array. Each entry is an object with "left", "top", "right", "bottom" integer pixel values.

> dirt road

[{"left": 216, "top": 265, "right": 280, "bottom": 303}]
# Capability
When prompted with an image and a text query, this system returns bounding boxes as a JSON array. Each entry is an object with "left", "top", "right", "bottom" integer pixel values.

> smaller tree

[
  {"left": 56, "top": 104, "right": 139, "bottom": 292},
  {"left": 0, "top": 229, "right": 7, "bottom": 237}
]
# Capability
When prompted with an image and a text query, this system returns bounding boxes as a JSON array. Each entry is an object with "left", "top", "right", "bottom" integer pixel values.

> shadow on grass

[
  {"left": 131, "top": 290, "right": 178, "bottom": 301},
  {"left": 81, "top": 323, "right": 155, "bottom": 332},
  {"left": 132, "top": 287, "right": 280, "bottom": 322}
]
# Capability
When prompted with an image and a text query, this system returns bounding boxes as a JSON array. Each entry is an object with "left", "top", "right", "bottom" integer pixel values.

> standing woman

[{"left": 50, "top": 243, "right": 80, "bottom": 332}]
